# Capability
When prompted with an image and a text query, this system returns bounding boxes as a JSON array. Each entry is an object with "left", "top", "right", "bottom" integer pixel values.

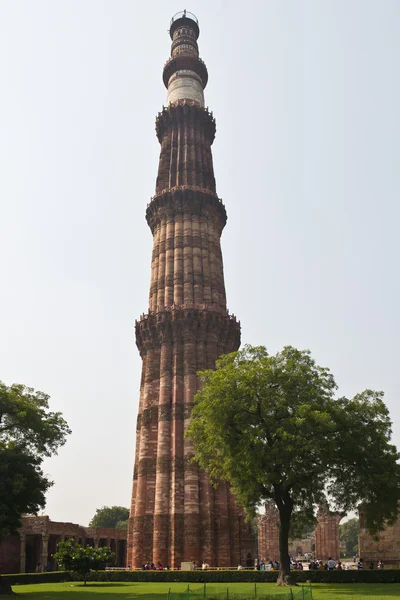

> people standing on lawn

[{"left": 327, "top": 557, "right": 336, "bottom": 570}]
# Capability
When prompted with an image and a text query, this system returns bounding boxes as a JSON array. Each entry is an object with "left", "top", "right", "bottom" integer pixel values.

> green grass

[{"left": 7, "top": 581, "right": 400, "bottom": 600}]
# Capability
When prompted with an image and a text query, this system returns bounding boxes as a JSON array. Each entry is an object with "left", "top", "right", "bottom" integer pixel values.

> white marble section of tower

[
  {"left": 167, "top": 70, "right": 204, "bottom": 106},
  {"left": 165, "top": 12, "right": 207, "bottom": 107}
]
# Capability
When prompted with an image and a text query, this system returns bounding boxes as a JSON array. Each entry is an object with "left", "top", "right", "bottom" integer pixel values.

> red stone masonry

[
  {"left": 359, "top": 504, "right": 400, "bottom": 568},
  {"left": 258, "top": 504, "right": 280, "bottom": 562},
  {"left": 314, "top": 502, "right": 342, "bottom": 561},
  {"left": 127, "top": 13, "right": 254, "bottom": 569}
]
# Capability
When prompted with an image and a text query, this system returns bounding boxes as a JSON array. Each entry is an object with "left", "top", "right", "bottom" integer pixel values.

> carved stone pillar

[
  {"left": 258, "top": 503, "right": 280, "bottom": 562},
  {"left": 41, "top": 534, "right": 49, "bottom": 568},
  {"left": 19, "top": 533, "right": 26, "bottom": 573},
  {"left": 315, "top": 500, "right": 342, "bottom": 561}
]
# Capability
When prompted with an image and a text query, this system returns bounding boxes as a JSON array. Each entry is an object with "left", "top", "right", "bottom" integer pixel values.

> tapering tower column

[{"left": 127, "top": 11, "right": 254, "bottom": 569}]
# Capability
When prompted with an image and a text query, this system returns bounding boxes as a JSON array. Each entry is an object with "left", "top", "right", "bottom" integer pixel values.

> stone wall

[
  {"left": 0, "top": 535, "right": 20, "bottom": 574},
  {"left": 288, "top": 536, "right": 314, "bottom": 557},
  {"left": 359, "top": 511, "right": 400, "bottom": 568}
]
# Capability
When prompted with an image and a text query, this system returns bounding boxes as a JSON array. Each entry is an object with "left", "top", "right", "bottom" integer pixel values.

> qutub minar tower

[{"left": 127, "top": 11, "right": 254, "bottom": 568}]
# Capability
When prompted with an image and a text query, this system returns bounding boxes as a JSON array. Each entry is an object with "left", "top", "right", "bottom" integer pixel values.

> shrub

[{"left": 4, "top": 568, "right": 400, "bottom": 586}]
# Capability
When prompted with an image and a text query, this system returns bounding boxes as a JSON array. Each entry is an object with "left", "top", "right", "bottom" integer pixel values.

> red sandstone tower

[{"left": 127, "top": 11, "right": 254, "bottom": 569}]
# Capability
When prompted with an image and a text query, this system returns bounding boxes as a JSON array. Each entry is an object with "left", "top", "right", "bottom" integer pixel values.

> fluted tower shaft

[{"left": 127, "top": 11, "right": 254, "bottom": 569}]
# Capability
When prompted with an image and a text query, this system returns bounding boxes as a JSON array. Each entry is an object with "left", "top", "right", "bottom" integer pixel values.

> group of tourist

[
  {"left": 141, "top": 562, "right": 170, "bottom": 570},
  {"left": 252, "top": 559, "right": 280, "bottom": 571},
  {"left": 307, "top": 557, "right": 385, "bottom": 570},
  {"left": 140, "top": 556, "right": 385, "bottom": 571},
  {"left": 357, "top": 558, "right": 384, "bottom": 570},
  {"left": 35, "top": 562, "right": 52, "bottom": 573},
  {"left": 308, "top": 558, "right": 346, "bottom": 570}
]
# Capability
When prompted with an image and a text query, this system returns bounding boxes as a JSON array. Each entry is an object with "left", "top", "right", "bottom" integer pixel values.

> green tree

[
  {"left": 89, "top": 506, "right": 129, "bottom": 529},
  {"left": 0, "top": 382, "right": 70, "bottom": 593},
  {"left": 186, "top": 346, "right": 400, "bottom": 585},
  {"left": 0, "top": 383, "right": 70, "bottom": 537},
  {"left": 0, "top": 383, "right": 70, "bottom": 457},
  {"left": 339, "top": 517, "right": 359, "bottom": 555},
  {"left": 53, "top": 539, "right": 114, "bottom": 585},
  {"left": 0, "top": 446, "right": 51, "bottom": 539}
]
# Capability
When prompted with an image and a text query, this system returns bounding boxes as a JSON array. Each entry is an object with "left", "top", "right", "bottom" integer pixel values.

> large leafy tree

[
  {"left": 339, "top": 517, "right": 359, "bottom": 555},
  {"left": 53, "top": 539, "right": 114, "bottom": 585},
  {"left": 186, "top": 346, "right": 400, "bottom": 584},
  {"left": 0, "top": 447, "right": 51, "bottom": 540},
  {"left": 0, "top": 382, "right": 70, "bottom": 593},
  {"left": 0, "top": 383, "right": 70, "bottom": 534},
  {"left": 89, "top": 506, "right": 129, "bottom": 529}
]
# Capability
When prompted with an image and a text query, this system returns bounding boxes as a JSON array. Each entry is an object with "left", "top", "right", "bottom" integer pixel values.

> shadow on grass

[
  {"left": 313, "top": 583, "right": 400, "bottom": 597},
  {"left": 70, "top": 584, "right": 131, "bottom": 588},
  {"left": 14, "top": 595, "right": 168, "bottom": 600}
]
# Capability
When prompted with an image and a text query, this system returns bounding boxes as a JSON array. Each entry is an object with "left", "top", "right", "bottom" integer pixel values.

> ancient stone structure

[
  {"left": 288, "top": 536, "right": 315, "bottom": 558},
  {"left": 258, "top": 504, "right": 280, "bottom": 562},
  {"left": 0, "top": 516, "right": 127, "bottom": 574},
  {"left": 314, "top": 502, "right": 342, "bottom": 561},
  {"left": 359, "top": 510, "right": 400, "bottom": 568},
  {"left": 258, "top": 501, "right": 341, "bottom": 561},
  {"left": 127, "top": 11, "right": 254, "bottom": 568}
]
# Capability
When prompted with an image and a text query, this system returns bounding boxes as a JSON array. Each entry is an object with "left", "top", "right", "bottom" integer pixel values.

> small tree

[
  {"left": 339, "top": 518, "right": 359, "bottom": 555},
  {"left": 53, "top": 539, "right": 114, "bottom": 585},
  {"left": 186, "top": 345, "right": 400, "bottom": 585},
  {"left": 89, "top": 506, "right": 129, "bottom": 529}
]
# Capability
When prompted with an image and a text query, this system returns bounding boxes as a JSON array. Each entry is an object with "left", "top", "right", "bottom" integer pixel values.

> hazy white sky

[{"left": 0, "top": 0, "right": 399, "bottom": 526}]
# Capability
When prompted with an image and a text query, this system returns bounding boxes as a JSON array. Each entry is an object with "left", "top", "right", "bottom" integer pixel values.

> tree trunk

[{"left": 277, "top": 508, "right": 291, "bottom": 586}]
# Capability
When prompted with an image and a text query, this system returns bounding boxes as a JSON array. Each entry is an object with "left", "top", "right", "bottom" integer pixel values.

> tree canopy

[
  {"left": 53, "top": 539, "right": 114, "bottom": 585},
  {"left": 0, "top": 382, "right": 71, "bottom": 540},
  {"left": 339, "top": 517, "right": 359, "bottom": 555},
  {"left": 186, "top": 345, "right": 400, "bottom": 583},
  {"left": 0, "top": 383, "right": 70, "bottom": 456},
  {"left": 89, "top": 506, "right": 129, "bottom": 529}
]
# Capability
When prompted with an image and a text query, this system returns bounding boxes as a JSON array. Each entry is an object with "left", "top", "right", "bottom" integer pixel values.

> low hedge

[
  {"left": 4, "top": 569, "right": 400, "bottom": 585},
  {"left": 72, "top": 569, "right": 400, "bottom": 584}
]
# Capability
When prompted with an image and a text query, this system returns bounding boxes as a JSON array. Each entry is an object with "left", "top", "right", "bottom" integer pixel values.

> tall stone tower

[{"left": 127, "top": 11, "right": 254, "bottom": 569}]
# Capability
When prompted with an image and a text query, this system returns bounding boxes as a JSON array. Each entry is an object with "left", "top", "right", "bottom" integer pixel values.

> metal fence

[{"left": 167, "top": 583, "right": 313, "bottom": 600}]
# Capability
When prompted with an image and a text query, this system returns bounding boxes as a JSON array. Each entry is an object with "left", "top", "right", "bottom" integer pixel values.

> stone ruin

[
  {"left": 258, "top": 501, "right": 343, "bottom": 562},
  {"left": 359, "top": 507, "right": 400, "bottom": 568},
  {"left": 0, "top": 515, "right": 127, "bottom": 574}
]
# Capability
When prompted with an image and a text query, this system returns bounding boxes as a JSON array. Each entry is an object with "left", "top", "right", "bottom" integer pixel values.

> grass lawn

[{"left": 7, "top": 581, "right": 400, "bottom": 600}]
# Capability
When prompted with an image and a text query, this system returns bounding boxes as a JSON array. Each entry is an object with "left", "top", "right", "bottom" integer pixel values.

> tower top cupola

[
  {"left": 169, "top": 10, "right": 200, "bottom": 40},
  {"left": 163, "top": 10, "right": 208, "bottom": 107}
]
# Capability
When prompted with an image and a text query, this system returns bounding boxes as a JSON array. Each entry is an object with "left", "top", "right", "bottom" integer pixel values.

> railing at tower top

[{"left": 170, "top": 10, "right": 198, "bottom": 26}]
